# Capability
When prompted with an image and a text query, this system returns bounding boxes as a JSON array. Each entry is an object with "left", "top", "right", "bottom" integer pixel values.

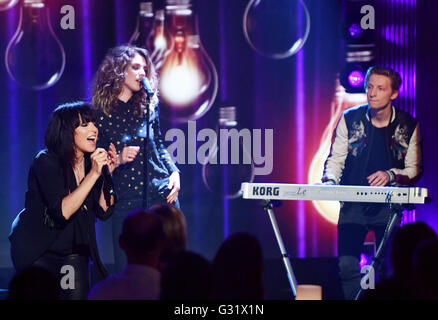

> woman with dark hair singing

[
  {"left": 9, "top": 102, "right": 116, "bottom": 299},
  {"left": 92, "top": 45, "right": 180, "bottom": 273}
]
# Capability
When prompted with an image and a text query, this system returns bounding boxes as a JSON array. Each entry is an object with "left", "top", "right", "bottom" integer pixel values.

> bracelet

[
  {"left": 323, "top": 179, "right": 336, "bottom": 185},
  {"left": 385, "top": 170, "right": 395, "bottom": 182}
]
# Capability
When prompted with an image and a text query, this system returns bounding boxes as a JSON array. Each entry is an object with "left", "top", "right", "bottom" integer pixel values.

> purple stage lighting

[
  {"left": 359, "top": 253, "right": 368, "bottom": 268},
  {"left": 348, "top": 70, "right": 365, "bottom": 87},
  {"left": 349, "top": 23, "right": 363, "bottom": 38}
]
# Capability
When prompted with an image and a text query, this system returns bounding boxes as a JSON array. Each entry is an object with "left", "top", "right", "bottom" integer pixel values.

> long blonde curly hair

[{"left": 92, "top": 45, "right": 158, "bottom": 115}]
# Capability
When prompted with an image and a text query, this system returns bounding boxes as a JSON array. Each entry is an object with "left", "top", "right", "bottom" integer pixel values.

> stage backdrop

[{"left": 0, "top": 0, "right": 436, "bottom": 269}]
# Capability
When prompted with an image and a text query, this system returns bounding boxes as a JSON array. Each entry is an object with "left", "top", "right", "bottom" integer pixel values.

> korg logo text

[{"left": 252, "top": 186, "right": 280, "bottom": 196}]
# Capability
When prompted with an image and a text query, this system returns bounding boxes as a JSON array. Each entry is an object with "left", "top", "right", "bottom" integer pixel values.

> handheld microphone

[
  {"left": 140, "top": 77, "right": 154, "bottom": 98},
  {"left": 102, "top": 165, "right": 115, "bottom": 196}
]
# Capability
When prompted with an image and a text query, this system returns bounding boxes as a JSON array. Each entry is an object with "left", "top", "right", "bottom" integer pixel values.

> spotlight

[
  {"left": 340, "top": 1, "right": 376, "bottom": 94},
  {"left": 348, "top": 70, "right": 364, "bottom": 88},
  {"left": 340, "top": 61, "right": 372, "bottom": 93},
  {"left": 348, "top": 23, "right": 363, "bottom": 38}
]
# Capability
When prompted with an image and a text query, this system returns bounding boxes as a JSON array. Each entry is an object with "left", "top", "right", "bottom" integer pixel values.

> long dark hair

[
  {"left": 92, "top": 45, "right": 158, "bottom": 115},
  {"left": 44, "top": 101, "right": 96, "bottom": 167}
]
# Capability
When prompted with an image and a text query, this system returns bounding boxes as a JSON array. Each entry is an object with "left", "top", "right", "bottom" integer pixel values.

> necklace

[
  {"left": 73, "top": 158, "right": 84, "bottom": 183},
  {"left": 74, "top": 159, "right": 83, "bottom": 170}
]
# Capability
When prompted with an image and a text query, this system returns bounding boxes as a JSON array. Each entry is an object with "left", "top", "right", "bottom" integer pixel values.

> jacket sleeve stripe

[
  {"left": 322, "top": 115, "right": 349, "bottom": 184},
  {"left": 391, "top": 123, "right": 423, "bottom": 186}
]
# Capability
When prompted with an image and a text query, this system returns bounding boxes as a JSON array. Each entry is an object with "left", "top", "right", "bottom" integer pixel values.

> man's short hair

[{"left": 364, "top": 66, "right": 402, "bottom": 92}]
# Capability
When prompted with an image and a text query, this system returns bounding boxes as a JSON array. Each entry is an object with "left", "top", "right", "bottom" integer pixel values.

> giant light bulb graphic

[
  {"left": 307, "top": 77, "right": 367, "bottom": 224},
  {"left": 0, "top": 0, "right": 19, "bottom": 11},
  {"left": 5, "top": 0, "right": 66, "bottom": 90},
  {"left": 243, "top": 0, "right": 310, "bottom": 59},
  {"left": 147, "top": 9, "right": 170, "bottom": 70},
  {"left": 202, "top": 106, "right": 255, "bottom": 199},
  {"left": 159, "top": 0, "right": 218, "bottom": 122},
  {"left": 129, "top": 2, "right": 154, "bottom": 49},
  {"left": 161, "top": 34, "right": 204, "bottom": 106}
]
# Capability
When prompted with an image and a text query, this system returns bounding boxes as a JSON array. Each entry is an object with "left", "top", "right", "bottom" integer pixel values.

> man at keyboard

[{"left": 322, "top": 66, "right": 423, "bottom": 299}]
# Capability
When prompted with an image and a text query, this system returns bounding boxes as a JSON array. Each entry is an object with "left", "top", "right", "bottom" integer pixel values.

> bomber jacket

[{"left": 322, "top": 104, "right": 423, "bottom": 186}]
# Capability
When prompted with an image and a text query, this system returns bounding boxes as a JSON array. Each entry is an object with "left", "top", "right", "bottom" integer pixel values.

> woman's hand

[
  {"left": 167, "top": 171, "right": 180, "bottom": 204},
  {"left": 63, "top": 148, "right": 109, "bottom": 220},
  {"left": 107, "top": 143, "right": 118, "bottom": 175},
  {"left": 90, "top": 148, "right": 109, "bottom": 178},
  {"left": 118, "top": 146, "right": 140, "bottom": 166}
]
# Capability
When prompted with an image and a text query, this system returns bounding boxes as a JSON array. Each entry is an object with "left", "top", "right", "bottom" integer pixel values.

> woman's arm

[
  {"left": 151, "top": 104, "right": 180, "bottom": 203},
  {"left": 152, "top": 104, "right": 180, "bottom": 174},
  {"left": 97, "top": 143, "right": 117, "bottom": 212},
  {"left": 61, "top": 148, "right": 109, "bottom": 220},
  {"left": 61, "top": 169, "right": 101, "bottom": 220}
]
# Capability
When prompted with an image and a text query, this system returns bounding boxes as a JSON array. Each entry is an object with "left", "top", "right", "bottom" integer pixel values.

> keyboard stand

[
  {"left": 353, "top": 203, "right": 403, "bottom": 300},
  {"left": 262, "top": 200, "right": 298, "bottom": 299}
]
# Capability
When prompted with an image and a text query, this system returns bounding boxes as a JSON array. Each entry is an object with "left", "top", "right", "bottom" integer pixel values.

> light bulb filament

[
  {"left": 153, "top": 26, "right": 167, "bottom": 50},
  {"left": 159, "top": 1, "right": 219, "bottom": 121},
  {"left": 161, "top": 52, "right": 203, "bottom": 106}
]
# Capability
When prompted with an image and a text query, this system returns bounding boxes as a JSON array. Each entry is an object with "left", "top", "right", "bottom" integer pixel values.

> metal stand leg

[
  {"left": 354, "top": 205, "right": 403, "bottom": 300},
  {"left": 262, "top": 200, "right": 298, "bottom": 298}
]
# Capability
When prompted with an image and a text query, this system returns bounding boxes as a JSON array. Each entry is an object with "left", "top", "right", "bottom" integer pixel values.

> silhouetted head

[
  {"left": 160, "top": 250, "right": 212, "bottom": 300},
  {"left": 412, "top": 238, "right": 438, "bottom": 299},
  {"left": 212, "top": 232, "right": 264, "bottom": 300},
  {"left": 119, "top": 209, "right": 166, "bottom": 264},
  {"left": 149, "top": 203, "right": 187, "bottom": 262},
  {"left": 8, "top": 266, "right": 59, "bottom": 300},
  {"left": 390, "top": 222, "right": 437, "bottom": 279}
]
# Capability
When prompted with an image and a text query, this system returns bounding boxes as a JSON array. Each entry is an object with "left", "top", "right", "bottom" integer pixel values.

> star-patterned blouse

[{"left": 96, "top": 99, "right": 179, "bottom": 203}]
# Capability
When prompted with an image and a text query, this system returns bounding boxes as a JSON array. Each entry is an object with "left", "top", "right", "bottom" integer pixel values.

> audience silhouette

[
  {"left": 88, "top": 209, "right": 165, "bottom": 300},
  {"left": 211, "top": 232, "right": 265, "bottom": 300},
  {"left": 412, "top": 238, "right": 438, "bottom": 299},
  {"left": 160, "top": 250, "right": 212, "bottom": 300},
  {"left": 9, "top": 209, "right": 438, "bottom": 301},
  {"left": 149, "top": 204, "right": 187, "bottom": 265},
  {"left": 362, "top": 221, "right": 437, "bottom": 300},
  {"left": 7, "top": 266, "right": 59, "bottom": 300}
]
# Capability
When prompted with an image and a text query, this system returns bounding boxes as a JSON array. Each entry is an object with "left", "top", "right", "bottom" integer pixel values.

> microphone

[
  {"left": 140, "top": 77, "right": 154, "bottom": 98},
  {"left": 102, "top": 165, "right": 115, "bottom": 196}
]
